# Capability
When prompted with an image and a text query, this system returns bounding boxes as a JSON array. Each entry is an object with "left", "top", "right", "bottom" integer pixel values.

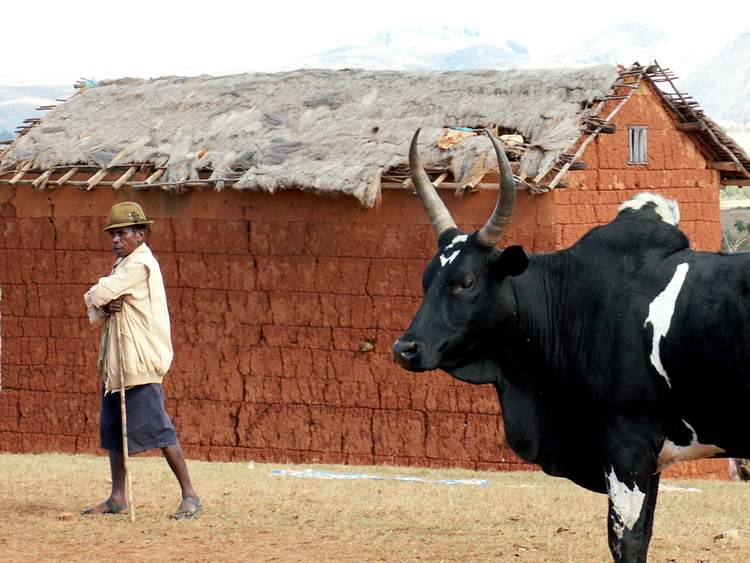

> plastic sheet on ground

[
  {"left": 270, "top": 468, "right": 490, "bottom": 486},
  {"left": 659, "top": 484, "right": 702, "bottom": 493}
]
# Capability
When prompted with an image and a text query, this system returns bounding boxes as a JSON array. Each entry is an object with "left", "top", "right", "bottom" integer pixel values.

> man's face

[{"left": 108, "top": 227, "right": 144, "bottom": 258}]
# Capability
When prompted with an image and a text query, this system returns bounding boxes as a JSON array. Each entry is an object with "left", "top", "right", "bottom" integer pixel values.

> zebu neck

[{"left": 509, "top": 251, "right": 576, "bottom": 376}]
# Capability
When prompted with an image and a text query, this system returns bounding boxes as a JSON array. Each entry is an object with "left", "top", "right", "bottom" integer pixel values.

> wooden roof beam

[
  {"left": 55, "top": 167, "right": 78, "bottom": 186},
  {"left": 8, "top": 161, "right": 33, "bottom": 185},
  {"left": 113, "top": 166, "right": 137, "bottom": 189},
  {"left": 85, "top": 168, "right": 108, "bottom": 190},
  {"left": 382, "top": 182, "right": 501, "bottom": 191},
  {"left": 676, "top": 121, "right": 705, "bottom": 132},
  {"left": 144, "top": 169, "right": 164, "bottom": 185},
  {"left": 584, "top": 122, "right": 617, "bottom": 134},
  {"left": 710, "top": 161, "right": 742, "bottom": 171},
  {"left": 31, "top": 170, "right": 52, "bottom": 189}
]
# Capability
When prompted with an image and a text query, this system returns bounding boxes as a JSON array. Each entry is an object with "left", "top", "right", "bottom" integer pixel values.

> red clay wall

[{"left": 0, "top": 184, "right": 557, "bottom": 471}]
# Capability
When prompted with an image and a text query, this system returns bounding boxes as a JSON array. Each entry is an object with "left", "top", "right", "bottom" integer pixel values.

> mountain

[
  {"left": 681, "top": 33, "right": 750, "bottom": 123},
  {"left": 0, "top": 84, "right": 73, "bottom": 141},
  {"left": 542, "top": 23, "right": 703, "bottom": 78},
  {"left": 435, "top": 42, "right": 529, "bottom": 70},
  {"left": 290, "top": 24, "right": 703, "bottom": 76},
  {"left": 291, "top": 27, "right": 529, "bottom": 71}
]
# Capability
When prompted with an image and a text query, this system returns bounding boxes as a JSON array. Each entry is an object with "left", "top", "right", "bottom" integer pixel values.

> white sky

[{"left": 1, "top": 0, "right": 747, "bottom": 84}]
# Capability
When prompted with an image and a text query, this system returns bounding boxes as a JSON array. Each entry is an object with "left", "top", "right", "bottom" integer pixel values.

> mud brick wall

[
  {"left": 0, "top": 185, "right": 555, "bottom": 471},
  {"left": 0, "top": 183, "right": 726, "bottom": 477}
]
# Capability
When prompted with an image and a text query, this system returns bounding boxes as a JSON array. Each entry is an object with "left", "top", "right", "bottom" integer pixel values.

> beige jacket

[{"left": 84, "top": 243, "right": 173, "bottom": 394}]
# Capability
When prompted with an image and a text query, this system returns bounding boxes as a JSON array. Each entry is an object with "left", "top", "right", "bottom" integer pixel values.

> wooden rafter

[
  {"left": 383, "top": 182, "right": 499, "bottom": 190},
  {"left": 8, "top": 161, "right": 33, "bottom": 185},
  {"left": 31, "top": 170, "right": 52, "bottom": 189},
  {"left": 55, "top": 167, "right": 78, "bottom": 186},
  {"left": 113, "top": 166, "right": 137, "bottom": 189},
  {"left": 85, "top": 168, "right": 108, "bottom": 190},
  {"left": 676, "top": 122, "right": 705, "bottom": 132},
  {"left": 143, "top": 169, "right": 164, "bottom": 185},
  {"left": 710, "top": 161, "right": 742, "bottom": 171}
]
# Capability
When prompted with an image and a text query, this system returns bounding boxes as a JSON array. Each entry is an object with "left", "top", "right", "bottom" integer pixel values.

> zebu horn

[
  {"left": 477, "top": 129, "right": 516, "bottom": 246},
  {"left": 409, "top": 129, "right": 457, "bottom": 236}
]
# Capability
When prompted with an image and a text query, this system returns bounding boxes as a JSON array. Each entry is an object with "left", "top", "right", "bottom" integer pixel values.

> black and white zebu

[{"left": 393, "top": 129, "right": 750, "bottom": 562}]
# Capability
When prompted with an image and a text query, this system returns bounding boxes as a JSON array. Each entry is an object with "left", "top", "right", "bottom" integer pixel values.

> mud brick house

[{"left": 1, "top": 62, "right": 748, "bottom": 476}]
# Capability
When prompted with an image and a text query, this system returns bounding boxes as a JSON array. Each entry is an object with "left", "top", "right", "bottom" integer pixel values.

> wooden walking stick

[{"left": 117, "top": 313, "right": 136, "bottom": 522}]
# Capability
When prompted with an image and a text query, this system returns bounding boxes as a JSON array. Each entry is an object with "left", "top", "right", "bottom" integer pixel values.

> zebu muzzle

[
  {"left": 393, "top": 332, "right": 452, "bottom": 371},
  {"left": 392, "top": 338, "right": 437, "bottom": 372},
  {"left": 393, "top": 335, "right": 481, "bottom": 373}
]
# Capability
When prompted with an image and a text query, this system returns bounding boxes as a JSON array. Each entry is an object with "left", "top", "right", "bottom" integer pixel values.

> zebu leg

[{"left": 605, "top": 468, "right": 660, "bottom": 562}]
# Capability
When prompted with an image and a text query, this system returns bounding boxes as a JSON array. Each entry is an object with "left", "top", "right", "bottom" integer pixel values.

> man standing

[{"left": 82, "top": 202, "right": 201, "bottom": 519}]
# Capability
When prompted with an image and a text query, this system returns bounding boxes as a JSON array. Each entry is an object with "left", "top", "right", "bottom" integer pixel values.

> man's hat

[{"left": 103, "top": 202, "right": 153, "bottom": 232}]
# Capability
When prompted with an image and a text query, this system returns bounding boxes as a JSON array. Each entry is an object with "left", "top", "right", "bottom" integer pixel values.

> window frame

[{"left": 628, "top": 125, "right": 648, "bottom": 165}]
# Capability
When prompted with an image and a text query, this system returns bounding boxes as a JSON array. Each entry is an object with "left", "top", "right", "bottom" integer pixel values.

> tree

[{"left": 723, "top": 219, "right": 750, "bottom": 253}]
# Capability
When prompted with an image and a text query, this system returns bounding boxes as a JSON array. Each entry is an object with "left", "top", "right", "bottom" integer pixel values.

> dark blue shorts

[{"left": 100, "top": 383, "right": 178, "bottom": 455}]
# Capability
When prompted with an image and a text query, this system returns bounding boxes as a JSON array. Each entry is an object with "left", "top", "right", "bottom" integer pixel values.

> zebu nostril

[{"left": 393, "top": 339, "right": 420, "bottom": 365}]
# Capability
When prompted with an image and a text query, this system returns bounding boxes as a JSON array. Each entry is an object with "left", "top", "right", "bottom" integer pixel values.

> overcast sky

[{"left": 1, "top": 0, "right": 747, "bottom": 84}]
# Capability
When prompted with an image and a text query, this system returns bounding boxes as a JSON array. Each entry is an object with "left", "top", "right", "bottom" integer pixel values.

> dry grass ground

[{"left": 1, "top": 453, "right": 749, "bottom": 562}]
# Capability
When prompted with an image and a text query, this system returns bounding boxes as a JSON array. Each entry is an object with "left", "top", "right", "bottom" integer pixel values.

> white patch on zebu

[
  {"left": 605, "top": 468, "right": 646, "bottom": 540},
  {"left": 444, "top": 234, "right": 468, "bottom": 250},
  {"left": 439, "top": 235, "right": 467, "bottom": 267},
  {"left": 644, "top": 262, "right": 689, "bottom": 387},
  {"left": 619, "top": 193, "right": 680, "bottom": 226},
  {"left": 440, "top": 250, "right": 461, "bottom": 267},
  {"left": 657, "top": 419, "right": 725, "bottom": 471}
]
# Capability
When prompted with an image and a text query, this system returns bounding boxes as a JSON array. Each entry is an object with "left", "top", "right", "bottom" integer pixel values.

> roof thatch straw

[{"left": 0, "top": 66, "right": 622, "bottom": 207}]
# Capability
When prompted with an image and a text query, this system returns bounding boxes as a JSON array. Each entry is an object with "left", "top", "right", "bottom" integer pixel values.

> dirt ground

[{"left": 1, "top": 453, "right": 749, "bottom": 562}]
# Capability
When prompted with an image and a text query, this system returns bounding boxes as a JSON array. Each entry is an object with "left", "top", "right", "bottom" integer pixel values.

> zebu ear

[{"left": 495, "top": 245, "right": 529, "bottom": 277}]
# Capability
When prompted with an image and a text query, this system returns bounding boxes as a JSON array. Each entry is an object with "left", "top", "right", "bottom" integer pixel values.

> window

[{"left": 628, "top": 126, "right": 648, "bottom": 164}]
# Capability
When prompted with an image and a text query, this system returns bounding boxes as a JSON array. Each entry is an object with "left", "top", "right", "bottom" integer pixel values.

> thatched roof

[
  {"left": 0, "top": 66, "right": 624, "bottom": 206},
  {"left": 6, "top": 63, "right": 747, "bottom": 204}
]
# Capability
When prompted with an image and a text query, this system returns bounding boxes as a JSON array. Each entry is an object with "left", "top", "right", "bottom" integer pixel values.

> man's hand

[{"left": 103, "top": 298, "right": 123, "bottom": 315}]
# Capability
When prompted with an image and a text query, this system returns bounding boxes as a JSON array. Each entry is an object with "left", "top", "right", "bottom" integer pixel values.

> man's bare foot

[{"left": 81, "top": 498, "right": 127, "bottom": 515}]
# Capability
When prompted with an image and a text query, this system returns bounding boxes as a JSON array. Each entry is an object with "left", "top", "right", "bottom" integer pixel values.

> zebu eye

[{"left": 454, "top": 277, "right": 475, "bottom": 293}]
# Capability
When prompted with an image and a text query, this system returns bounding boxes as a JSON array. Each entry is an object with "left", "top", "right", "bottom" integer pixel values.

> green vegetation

[
  {"left": 719, "top": 188, "right": 750, "bottom": 252},
  {"left": 723, "top": 218, "right": 750, "bottom": 252},
  {"left": 720, "top": 186, "right": 750, "bottom": 200}
]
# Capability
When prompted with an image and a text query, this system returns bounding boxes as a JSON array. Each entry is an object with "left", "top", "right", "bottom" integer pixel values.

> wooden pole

[
  {"left": 117, "top": 313, "right": 136, "bottom": 522},
  {"left": 54, "top": 167, "right": 79, "bottom": 186},
  {"left": 112, "top": 166, "right": 137, "bottom": 190}
]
